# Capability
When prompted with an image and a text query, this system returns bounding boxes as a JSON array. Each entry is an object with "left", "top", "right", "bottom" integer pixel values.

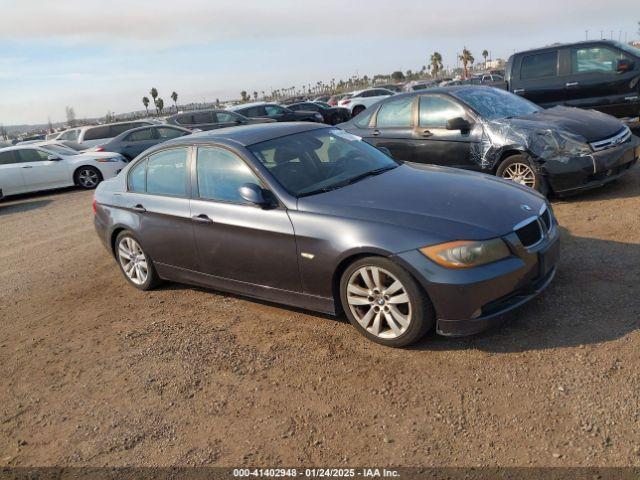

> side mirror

[
  {"left": 616, "top": 59, "right": 633, "bottom": 73},
  {"left": 446, "top": 117, "right": 472, "bottom": 133},
  {"left": 47, "top": 154, "right": 61, "bottom": 161},
  {"left": 239, "top": 183, "right": 270, "bottom": 207},
  {"left": 378, "top": 146, "right": 392, "bottom": 157}
]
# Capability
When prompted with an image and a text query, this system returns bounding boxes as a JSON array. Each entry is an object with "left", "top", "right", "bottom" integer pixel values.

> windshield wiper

[{"left": 297, "top": 165, "right": 397, "bottom": 198}]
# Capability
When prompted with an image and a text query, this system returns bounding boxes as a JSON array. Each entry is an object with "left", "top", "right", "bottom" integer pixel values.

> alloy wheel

[
  {"left": 346, "top": 266, "right": 411, "bottom": 339},
  {"left": 501, "top": 162, "right": 536, "bottom": 188},
  {"left": 118, "top": 237, "right": 148, "bottom": 285},
  {"left": 77, "top": 168, "right": 100, "bottom": 188}
]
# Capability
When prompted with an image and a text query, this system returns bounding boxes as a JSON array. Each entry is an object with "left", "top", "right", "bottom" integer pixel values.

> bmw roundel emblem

[{"left": 521, "top": 204, "right": 532, "bottom": 212}]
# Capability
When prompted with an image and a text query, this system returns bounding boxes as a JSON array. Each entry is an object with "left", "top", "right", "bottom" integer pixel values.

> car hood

[
  {"left": 297, "top": 163, "right": 546, "bottom": 241},
  {"left": 504, "top": 106, "right": 624, "bottom": 142}
]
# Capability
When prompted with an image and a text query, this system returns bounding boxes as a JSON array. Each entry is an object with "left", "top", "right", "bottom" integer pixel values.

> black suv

[
  {"left": 166, "top": 109, "right": 273, "bottom": 131},
  {"left": 505, "top": 40, "right": 640, "bottom": 118}
]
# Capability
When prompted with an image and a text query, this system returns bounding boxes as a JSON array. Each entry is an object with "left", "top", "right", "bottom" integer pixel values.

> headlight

[
  {"left": 532, "top": 129, "right": 592, "bottom": 160},
  {"left": 420, "top": 238, "right": 511, "bottom": 269}
]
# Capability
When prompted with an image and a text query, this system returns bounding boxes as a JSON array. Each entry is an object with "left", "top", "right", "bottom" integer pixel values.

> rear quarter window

[{"left": 82, "top": 126, "right": 110, "bottom": 141}]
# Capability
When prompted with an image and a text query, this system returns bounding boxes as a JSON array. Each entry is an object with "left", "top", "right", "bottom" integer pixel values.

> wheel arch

[{"left": 492, "top": 147, "right": 527, "bottom": 173}]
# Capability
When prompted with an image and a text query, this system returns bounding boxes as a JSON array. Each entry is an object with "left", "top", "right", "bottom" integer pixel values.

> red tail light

[
  {"left": 92, "top": 198, "right": 97, "bottom": 215},
  {"left": 94, "top": 146, "right": 105, "bottom": 152},
  {"left": 342, "top": 99, "right": 351, "bottom": 105}
]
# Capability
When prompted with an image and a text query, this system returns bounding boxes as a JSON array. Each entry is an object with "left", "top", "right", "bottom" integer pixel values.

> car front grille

[
  {"left": 590, "top": 126, "right": 632, "bottom": 152},
  {"left": 514, "top": 204, "right": 554, "bottom": 248}
]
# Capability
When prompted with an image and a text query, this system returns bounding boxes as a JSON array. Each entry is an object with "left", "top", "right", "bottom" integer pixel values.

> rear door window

[
  {"left": 243, "top": 106, "right": 266, "bottom": 117},
  {"left": 192, "top": 112, "right": 213, "bottom": 124},
  {"left": 175, "top": 114, "right": 194, "bottom": 125},
  {"left": 418, "top": 96, "right": 466, "bottom": 128},
  {"left": 156, "top": 127, "right": 187, "bottom": 139},
  {"left": 146, "top": 148, "right": 189, "bottom": 197},
  {"left": 264, "top": 105, "right": 285, "bottom": 116},
  {"left": 215, "top": 112, "right": 238, "bottom": 123},
  {"left": 17, "top": 149, "right": 49, "bottom": 162},
  {"left": 83, "top": 126, "right": 110, "bottom": 141},
  {"left": 0, "top": 151, "right": 18, "bottom": 165},
  {"left": 375, "top": 96, "right": 414, "bottom": 127},
  {"left": 520, "top": 51, "right": 558, "bottom": 79},
  {"left": 125, "top": 128, "right": 154, "bottom": 142}
]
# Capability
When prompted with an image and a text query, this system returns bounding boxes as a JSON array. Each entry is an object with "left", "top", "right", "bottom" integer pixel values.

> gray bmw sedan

[{"left": 94, "top": 122, "right": 559, "bottom": 347}]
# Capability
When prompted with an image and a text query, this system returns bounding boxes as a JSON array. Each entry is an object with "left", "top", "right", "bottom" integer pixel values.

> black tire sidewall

[
  {"left": 114, "top": 231, "right": 159, "bottom": 291},
  {"left": 75, "top": 166, "right": 103, "bottom": 189},
  {"left": 339, "top": 257, "right": 434, "bottom": 347}
]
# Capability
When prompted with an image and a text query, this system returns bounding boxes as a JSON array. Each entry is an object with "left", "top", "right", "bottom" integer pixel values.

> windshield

[
  {"left": 42, "top": 144, "right": 78, "bottom": 155},
  {"left": 248, "top": 129, "right": 398, "bottom": 197},
  {"left": 453, "top": 87, "right": 541, "bottom": 120}
]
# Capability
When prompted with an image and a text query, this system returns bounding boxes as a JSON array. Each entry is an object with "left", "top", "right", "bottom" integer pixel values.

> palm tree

[
  {"left": 240, "top": 91, "right": 248, "bottom": 102},
  {"left": 253, "top": 91, "right": 258, "bottom": 100},
  {"left": 142, "top": 97, "right": 150, "bottom": 116},
  {"left": 430, "top": 52, "right": 443, "bottom": 78},
  {"left": 170, "top": 91, "right": 178, "bottom": 112},
  {"left": 482, "top": 49, "right": 489, "bottom": 69},
  {"left": 150, "top": 88, "right": 158, "bottom": 114},
  {"left": 459, "top": 47, "right": 474, "bottom": 79},
  {"left": 155, "top": 98, "right": 164, "bottom": 115}
]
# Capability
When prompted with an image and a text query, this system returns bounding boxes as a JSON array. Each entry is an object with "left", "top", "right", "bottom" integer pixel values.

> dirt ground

[{"left": 1, "top": 167, "right": 639, "bottom": 468}]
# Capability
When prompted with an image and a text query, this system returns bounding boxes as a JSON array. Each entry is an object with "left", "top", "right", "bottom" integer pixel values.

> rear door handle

[
  {"left": 421, "top": 129, "right": 433, "bottom": 138},
  {"left": 566, "top": 82, "right": 579, "bottom": 87},
  {"left": 192, "top": 214, "right": 213, "bottom": 224},
  {"left": 372, "top": 129, "right": 381, "bottom": 136},
  {"left": 21, "top": 165, "right": 33, "bottom": 169},
  {"left": 513, "top": 88, "right": 525, "bottom": 94},
  {"left": 131, "top": 204, "right": 146, "bottom": 213}
]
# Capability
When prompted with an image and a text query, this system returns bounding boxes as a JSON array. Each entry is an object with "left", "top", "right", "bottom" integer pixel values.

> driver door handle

[
  {"left": 421, "top": 129, "right": 433, "bottom": 137},
  {"left": 372, "top": 129, "right": 381, "bottom": 136},
  {"left": 566, "top": 81, "right": 579, "bottom": 87},
  {"left": 131, "top": 204, "right": 146, "bottom": 213},
  {"left": 192, "top": 214, "right": 213, "bottom": 224},
  {"left": 21, "top": 165, "right": 33, "bottom": 169}
]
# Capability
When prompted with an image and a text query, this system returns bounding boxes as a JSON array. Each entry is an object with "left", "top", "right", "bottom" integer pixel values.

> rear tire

[
  {"left": 115, "top": 231, "right": 161, "bottom": 291},
  {"left": 496, "top": 154, "right": 548, "bottom": 195},
  {"left": 74, "top": 166, "right": 103, "bottom": 189},
  {"left": 340, "top": 257, "right": 434, "bottom": 347}
]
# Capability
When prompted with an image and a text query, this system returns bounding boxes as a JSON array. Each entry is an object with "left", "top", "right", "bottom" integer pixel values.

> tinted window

[
  {"left": 192, "top": 112, "right": 213, "bottom": 124},
  {"left": 59, "top": 129, "right": 79, "bottom": 141},
  {"left": 126, "top": 128, "right": 154, "bottom": 141},
  {"left": 156, "top": 127, "right": 186, "bottom": 139},
  {"left": 83, "top": 126, "right": 110, "bottom": 141},
  {"left": 128, "top": 159, "right": 147, "bottom": 192},
  {"left": 419, "top": 96, "right": 466, "bottom": 128},
  {"left": 146, "top": 148, "right": 188, "bottom": 196},
  {"left": 18, "top": 149, "right": 49, "bottom": 162},
  {"left": 571, "top": 46, "right": 629, "bottom": 73},
  {"left": 214, "top": 112, "right": 238, "bottom": 123},
  {"left": 174, "top": 114, "right": 193, "bottom": 125},
  {"left": 375, "top": 96, "right": 414, "bottom": 127},
  {"left": 196, "top": 147, "right": 260, "bottom": 203},
  {"left": 520, "top": 51, "right": 558, "bottom": 79},
  {"left": 265, "top": 105, "right": 285, "bottom": 116},
  {"left": 0, "top": 151, "right": 17, "bottom": 165},
  {"left": 110, "top": 123, "right": 142, "bottom": 136},
  {"left": 242, "top": 106, "right": 265, "bottom": 117}
]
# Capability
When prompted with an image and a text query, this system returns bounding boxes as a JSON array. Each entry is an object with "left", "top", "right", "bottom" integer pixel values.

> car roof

[
  {"left": 80, "top": 119, "right": 154, "bottom": 130},
  {"left": 510, "top": 39, "right": 622, "bottom": 57},
  {"left": 228, "top": 102, "right": 267, "bottom": 111},
  {"left": 108, "top": 124, "right": 189, "bottom": 142},
  {"left": 166, "top": 108, "right": 237, "bottom": 119},
  {"left": 161, "top": 122, "right": 330, "bottom": 148}
]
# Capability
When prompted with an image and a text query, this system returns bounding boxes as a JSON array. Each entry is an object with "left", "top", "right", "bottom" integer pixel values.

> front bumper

[
  {"left": 394, "top": 222, "right": 560, "bottom": 337},
  {"left": 543, "top": 136, "right": 640, "bottom": 195}
]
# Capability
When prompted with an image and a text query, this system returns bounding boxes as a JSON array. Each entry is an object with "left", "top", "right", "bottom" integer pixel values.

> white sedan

[
  {"left": 338, "top": 88, "right": 396, "bottom": 116},
  {"left": 0, "top": 142, "right": 126, "bottom": 198}
]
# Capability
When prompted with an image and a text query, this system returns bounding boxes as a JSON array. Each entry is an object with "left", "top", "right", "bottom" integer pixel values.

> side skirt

[{"left": 155, "top": 262, "right": 336, "bottom": 315}]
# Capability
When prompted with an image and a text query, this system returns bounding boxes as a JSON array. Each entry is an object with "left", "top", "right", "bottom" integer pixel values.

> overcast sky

[{"left": 0, "top": 0, "right": 638, "bottom": 125}]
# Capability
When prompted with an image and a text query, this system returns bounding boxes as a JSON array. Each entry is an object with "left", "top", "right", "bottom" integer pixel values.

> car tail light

[
  {"left": 92, "top": 198, "right": 97, "bottom": 215},
  {"left": 94, "top": 146, "right": 105, "bottom": 152},
  {"left": 342, "top": 100, "right": 351, "bottom": 105}
]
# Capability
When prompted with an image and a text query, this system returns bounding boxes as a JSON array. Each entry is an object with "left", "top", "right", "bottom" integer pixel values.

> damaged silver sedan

[{"left": 340, "top": 86, "right": 640, "bottom": 195}]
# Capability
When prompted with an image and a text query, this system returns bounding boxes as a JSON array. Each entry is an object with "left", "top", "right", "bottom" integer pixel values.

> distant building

[
  {"left": 630, "top": 40, "right": 640, "bottom": 49},
  {"left": 486, "top": 59, "right": 506, "bottom": 70}
]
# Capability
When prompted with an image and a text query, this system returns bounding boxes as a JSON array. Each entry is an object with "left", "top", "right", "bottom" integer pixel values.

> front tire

[
  {"left": 340, "top": 257, "right": 434, "bottom": 347},
  {"left": 75, "top": 166, "right": 103, "bottom": 189},
  {"left": 496, "top": 154, "right": 548, "bottom": 194},
  {"left": 115, "top": 231, "right": 160, "bottom": 291}
]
